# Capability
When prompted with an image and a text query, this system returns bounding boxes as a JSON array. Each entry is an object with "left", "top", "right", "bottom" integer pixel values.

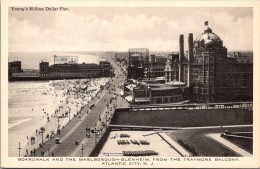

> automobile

[
  {"left": 90, "top": 104, "right": 95, "bottom": 109},
  {"left": 90, "top": 128, "right": 96, "bottom": 133},
  {"left": 102, "top": 122, "right": 105, "bottom": 127},
  {"left": 55, "top": 138, "right": 60, "bottom": 144}
]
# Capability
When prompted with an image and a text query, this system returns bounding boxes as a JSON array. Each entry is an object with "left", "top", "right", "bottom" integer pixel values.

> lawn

[
  {"left": 222, "top": 134, "right": 253, "bottom": 153},
  {"left": 166, "top": 127, "right": 253, "bottom": 156}
]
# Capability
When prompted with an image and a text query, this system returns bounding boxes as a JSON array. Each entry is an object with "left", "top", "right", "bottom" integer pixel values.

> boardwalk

[{"left": 34, "top": 57, "right": 128, "bottom": 157}]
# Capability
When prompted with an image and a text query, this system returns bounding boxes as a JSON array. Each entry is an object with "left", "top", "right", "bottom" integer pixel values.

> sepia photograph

[{"left": 1, "top": 0, "right": 260, "bottom": 168}]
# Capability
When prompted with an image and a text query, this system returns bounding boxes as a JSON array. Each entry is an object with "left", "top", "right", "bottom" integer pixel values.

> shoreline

[
  {"left": 8, "top": 77, "right": 110, "bottom": 157},
  {"left": 28, "top": 56, "right": 128, "bottom": 157}
]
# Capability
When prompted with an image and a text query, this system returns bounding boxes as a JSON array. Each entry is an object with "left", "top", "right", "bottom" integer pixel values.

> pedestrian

[{"left": 52, "top": 152, "right": 55, "bottom": 157}]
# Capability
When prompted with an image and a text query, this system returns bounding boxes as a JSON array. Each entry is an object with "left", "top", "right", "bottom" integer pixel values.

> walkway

[
  {"left": 158, "top": 133, "right": 190, "bottom": 157},
  {"left": 207, "top": 133, "right": 252, "bottom": 157},
  {"left": 34, "top": 56, "right": 128, "bottom": 157}
]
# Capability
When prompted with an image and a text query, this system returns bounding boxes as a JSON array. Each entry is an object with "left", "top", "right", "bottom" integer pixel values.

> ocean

[
  {"left": 8, "top": 51, "right": 102, "bottom": 70},
  {"left": 8, "top": 52, "right": 107, "bottom": 156}
]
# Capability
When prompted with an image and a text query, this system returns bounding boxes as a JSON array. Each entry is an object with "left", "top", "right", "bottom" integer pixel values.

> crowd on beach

[
  {"left": 10, "top": 56, "right": 127, "bottom": 157},
  {"left": 22, "top": 78, "right": 110, "bottom": 157}
]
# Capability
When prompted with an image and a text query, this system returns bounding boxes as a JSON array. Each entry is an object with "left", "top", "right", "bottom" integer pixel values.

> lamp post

[
  {"left": 18, "top": 142, "right": 22, "bottom": 157},
  {"left": 58, "top": 117, "right": 60, "bottom": 130},
  {"left": 39, "top": 129, "right": 44, "bottom": 146},
  {"left": 106, "top": 113, "right": 108, "bottom": 129},
  {"left": 41, "top": 131, "right": 44, "bottom": 145},
  {"left": 94, "top": 125, "right": 97, "bottom": 146},
  {"left": 57, "top": 117, "right": 61, "bottom": 135},
  {"left": 69, "top": 108, "right": 71, "bottom": 122},
  {"left": 81, "top": 142, "right": 84, "bottom": 157},
  {"left": 88, "top": 93, "right": 90, "bottom": 107},
  {"left": 81, "top": 101, "right": 83, "bottom": 111}
]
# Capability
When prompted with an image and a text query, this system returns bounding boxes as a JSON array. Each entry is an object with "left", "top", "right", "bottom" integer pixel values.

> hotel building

[{"left": 126, "top": 22, "right": 253, "bottom": 103}]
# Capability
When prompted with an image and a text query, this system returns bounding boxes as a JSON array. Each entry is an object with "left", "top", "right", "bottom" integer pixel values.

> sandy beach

[{"left": 8, "top": 78, "right": 110, "bottom": 157}]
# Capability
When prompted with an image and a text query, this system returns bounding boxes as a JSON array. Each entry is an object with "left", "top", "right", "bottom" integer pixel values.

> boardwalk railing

[{"left": 117, "top": 102, "right": 253, "bottom": 112}]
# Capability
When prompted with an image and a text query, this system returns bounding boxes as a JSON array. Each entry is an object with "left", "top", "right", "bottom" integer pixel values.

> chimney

[
  {"left": 188, "top": 33, "right": 194, "bottom": 62},
  {"left": 205, "top": 21, "right": 208, "bottom": 29},
  {"left": 179, "top": 34, "right": 184, "bottom": 82},
  {"left": 188, "top": 33, "right": 194, "bottom": 87}
]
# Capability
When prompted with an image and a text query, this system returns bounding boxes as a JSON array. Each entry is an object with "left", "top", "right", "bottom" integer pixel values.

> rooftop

[
  {"left": 98, "top": 131, "right": 182, "bottom": 157},
  {"left": 111, "top": 108, "right": 253, "bottom": 128},
  {"left": 48, "top": 63, "right": 101, "bottom": 70},
  {"left": 235, "top": 56, "right": 253, "bottom": 63},
  {"left": 165, "top": 81, "right": 186, "bottom": 86},
  {"left": 150, "top": 86, "right": 179, "bottom": 91},
  {"left": 196, "top": 27, "right": 221, "bottom": 42}
]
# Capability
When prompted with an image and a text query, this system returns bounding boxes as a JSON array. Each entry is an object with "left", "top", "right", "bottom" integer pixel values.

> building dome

[
  {"left": 196, "top": 27, "right": 221, "bottom": 42},
  {"left": 205, "top": 39, "right": 214, "bottom": 45},
  {"left": 193, "top": 22, "right": 226, "bottom": 56}
]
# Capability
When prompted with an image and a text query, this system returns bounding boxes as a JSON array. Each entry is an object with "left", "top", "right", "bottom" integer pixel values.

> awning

[
  {"left": 165, "top": 81, "right": 186, "bottom": 86},
  {"left": 155, "top": 76, "right": 165, "bottom": 80},
  {"left": 126, "top": 84, "right": 136, "bottom": 91},
  {"left": 135, "top": 98, "right": 150, "bottom": 102},
  {"left": 125, "top": 96, "right": 133, "bottom": 102}
]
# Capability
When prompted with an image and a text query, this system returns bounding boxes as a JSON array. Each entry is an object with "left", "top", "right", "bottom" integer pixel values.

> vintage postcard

[{"left": 1, "top": 0, "right": 260, "bottom": 168}]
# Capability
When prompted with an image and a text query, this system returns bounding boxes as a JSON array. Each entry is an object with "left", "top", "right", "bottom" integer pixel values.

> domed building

[
  {"left": 193, "top": 25, "right": 227, "bottom": 54},
  {"left": 195, "top": 27, "right": 222, "bottom": 47},
  {"left": 178, "top": 22, "right": 253, "bottom": 103},
  {"left": 192, "top": 23, "right": 228, "bottom": 102}
]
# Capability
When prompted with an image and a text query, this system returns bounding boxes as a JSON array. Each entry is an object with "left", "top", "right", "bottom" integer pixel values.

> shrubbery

[{"left": 177, "top": 139, "right": 198, "bottom": 156}]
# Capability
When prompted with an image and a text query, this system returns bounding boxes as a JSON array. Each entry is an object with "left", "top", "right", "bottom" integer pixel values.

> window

[{"left": 163, "top": 97, "right": 168, "bottom": 103}]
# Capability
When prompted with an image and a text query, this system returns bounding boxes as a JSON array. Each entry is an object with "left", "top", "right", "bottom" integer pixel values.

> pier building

[
  {"left": 12, "top": 71, "right": 39, "bottom": 78},
  {"left": 39, "top": 63, "right": 103, "bottom": 79},
  {"left": 8, "top": 56, "right": 113, "bottom": 81},
  {"left": 8, "top": 61, "right": 22, "bottom": 77}
]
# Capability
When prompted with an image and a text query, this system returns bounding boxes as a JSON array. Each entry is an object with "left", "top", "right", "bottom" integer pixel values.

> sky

[{"left": 8, "top": 7, "right": 253, "bottom": 52}]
